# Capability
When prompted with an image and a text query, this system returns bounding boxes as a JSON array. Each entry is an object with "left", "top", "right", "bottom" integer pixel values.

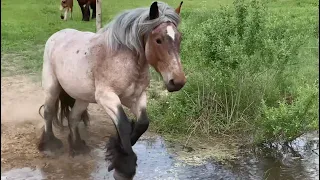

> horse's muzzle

[{"left": 166, "top": 78, "right": 186, "bottom": 92}]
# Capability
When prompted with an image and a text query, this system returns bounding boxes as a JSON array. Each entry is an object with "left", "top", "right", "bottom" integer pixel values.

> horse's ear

[
  {"left": 175, "top": 1, "right": 183, "bottom": 15},
  {"left": 149, "top": 1, "right": 159, "bottom": 20}
]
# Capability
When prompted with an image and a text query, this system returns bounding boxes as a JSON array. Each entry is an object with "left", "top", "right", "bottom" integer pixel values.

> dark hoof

[
  {"left": 38, "top": 132, "right": 63, "bottom": 154},
  {"left": 105, "top": 136, "right": 137, "bottom": 179},
  {"left": 68, "top": 134, "right": 90, "bottom": 157},
  {"left": 60, "top": 15, "right": 64, "bottom": 19}
]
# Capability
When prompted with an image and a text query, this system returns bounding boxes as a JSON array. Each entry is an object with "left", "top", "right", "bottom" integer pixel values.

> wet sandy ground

[
  {"left": 1, "top": 75, "right": 118, "bottom": 179},
  {"left": 1, "top": 75, "right": 319, "bottom": 180}
]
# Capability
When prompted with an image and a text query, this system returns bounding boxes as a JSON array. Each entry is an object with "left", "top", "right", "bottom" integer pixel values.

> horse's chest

[{"left": 120, "top": 81, "right": 147, "bottom": 106}]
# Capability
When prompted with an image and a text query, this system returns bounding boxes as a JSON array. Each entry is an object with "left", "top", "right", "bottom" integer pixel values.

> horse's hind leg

[
  {"left": 38, "top": 85, "right": 63, "bottom": 154},
  {"left": 63, "top": 9, "right": 68, "bottom": 21},
  {"left": 68, "top": 100, "right": 90, "bottom": 156}
]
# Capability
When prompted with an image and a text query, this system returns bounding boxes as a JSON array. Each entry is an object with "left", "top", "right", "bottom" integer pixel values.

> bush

[
  {"left": 148, "top": 0, "right": 318, "bottom": 143},
  {"left": 255, "top": 84, "right": 318, "bottom": 143}
]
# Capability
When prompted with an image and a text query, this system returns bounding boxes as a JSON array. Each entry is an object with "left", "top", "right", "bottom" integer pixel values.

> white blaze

[{"left": 166, "top": 26, "right": 175, "bottom": 41}]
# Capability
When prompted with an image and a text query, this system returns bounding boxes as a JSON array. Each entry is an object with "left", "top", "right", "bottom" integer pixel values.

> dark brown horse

[{"left": 77, "top": 0, "right": 96, "bottom": 21}]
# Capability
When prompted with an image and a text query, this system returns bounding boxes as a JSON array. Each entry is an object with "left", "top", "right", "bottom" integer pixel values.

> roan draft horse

[
  {"left": 77, "top": 0, "right": 96, "bottom": 21},
  {"left": 38, "top": 1, "right": 185, "bottom": 179}
]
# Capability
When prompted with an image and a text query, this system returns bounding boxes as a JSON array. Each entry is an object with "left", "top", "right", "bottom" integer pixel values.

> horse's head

[{"left": 145, "top": 1, "right": 186, "bottom": 92}]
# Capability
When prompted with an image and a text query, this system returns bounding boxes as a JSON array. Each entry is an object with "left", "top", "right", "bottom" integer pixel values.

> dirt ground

[{"left": 1, "top": 75, "right": 117, "bottom": 179}]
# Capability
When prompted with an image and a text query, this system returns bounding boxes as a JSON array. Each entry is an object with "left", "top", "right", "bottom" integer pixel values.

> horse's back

[
  {"left": 45, "top": 28, "right": 94, "bottom": 48},
  {"left": 43, "top": 28, "right": 98, "bottom": 102}
]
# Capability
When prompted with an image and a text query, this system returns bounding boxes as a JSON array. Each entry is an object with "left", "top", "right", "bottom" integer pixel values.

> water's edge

[{"left": 1, "top": 131, "right": 318, "bottom": 180}]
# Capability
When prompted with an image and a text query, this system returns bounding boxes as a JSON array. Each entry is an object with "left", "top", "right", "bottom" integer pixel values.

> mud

[{"left": 1, "top": 75, "right": 319, "bottom": 180}]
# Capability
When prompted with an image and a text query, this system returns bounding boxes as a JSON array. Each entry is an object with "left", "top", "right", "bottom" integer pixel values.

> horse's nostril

[{"left": 169, "top": 79, "right": 175, "bottom": 86}]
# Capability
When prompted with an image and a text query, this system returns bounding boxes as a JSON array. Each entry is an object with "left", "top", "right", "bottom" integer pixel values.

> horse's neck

[
  {"left": 133, "top": 54, "right": 150, "bottom": 80},
  {"left": 97, "top": 32, "right": 151, "bottom": 82}
]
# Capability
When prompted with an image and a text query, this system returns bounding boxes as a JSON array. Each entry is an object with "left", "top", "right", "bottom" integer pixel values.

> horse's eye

[{"left": 156, "top": 39, "right": 162, "bottom": 44}]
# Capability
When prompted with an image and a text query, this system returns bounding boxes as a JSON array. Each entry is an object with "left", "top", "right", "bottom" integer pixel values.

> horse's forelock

[{"left": 98, "top": 1, "right": 180, "bottom": 54}]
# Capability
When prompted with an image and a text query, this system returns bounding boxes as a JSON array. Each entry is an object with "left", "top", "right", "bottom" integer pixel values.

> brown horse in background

[
  {"left": 39, "top": 1, "right": 184, "bottom": 179},
  {"left": 77, "top": 0, "right": 96, "bottom": 21},
  {"left": 60, "top": 0, "right": 73, "bottom": 21}
]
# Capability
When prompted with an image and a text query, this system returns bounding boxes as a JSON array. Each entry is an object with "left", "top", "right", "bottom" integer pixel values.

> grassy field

[{"left": 1, "top": 0, "right": 319, "bottom": 144}]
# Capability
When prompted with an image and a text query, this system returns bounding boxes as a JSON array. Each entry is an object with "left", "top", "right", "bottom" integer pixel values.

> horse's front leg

[
  {"left": 70, "top": 8, "right": 73, "bottom": 20},
  {"left": 77, "top": 1, "right": 86, "bottom": 21},
  {"left": 96, "top": 90, "right": 134, "bottom": 155},
  {"left": 130, "top": 92, "right": 150, "bottom": 146},
  {"left": 68, "top": 100, "right": 90, "bottom": 156},
  {"left": 83, "top": 2, "right": 91, "bottom": 21}
]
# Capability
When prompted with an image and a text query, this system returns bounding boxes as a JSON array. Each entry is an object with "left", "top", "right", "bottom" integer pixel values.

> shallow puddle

[{"left": 1, "top": 132, "right": 319, "bottom": 180}]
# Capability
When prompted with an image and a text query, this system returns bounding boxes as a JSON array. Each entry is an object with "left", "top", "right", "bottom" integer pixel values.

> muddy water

[
  {"left": 1, "top": 131, "right": 318, "bottom": 180},
  {"left": 229, "top": 131, "right": 319, "bottom": 180}
]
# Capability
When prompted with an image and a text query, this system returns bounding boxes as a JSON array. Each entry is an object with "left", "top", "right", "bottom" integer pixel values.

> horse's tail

[{"left": 55, "top": 89, "right": 90, "bottom": 129}]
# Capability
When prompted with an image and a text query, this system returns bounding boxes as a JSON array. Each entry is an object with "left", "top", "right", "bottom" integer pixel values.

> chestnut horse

[
  {"left": 77, "top": 0, "right": 96, "bottom": 21},
  {"left": 60, "top": 0, "right": 73, "bottom": 21},
  {"left": 38, "top": 1, "right": 185, "bottom": 179}
]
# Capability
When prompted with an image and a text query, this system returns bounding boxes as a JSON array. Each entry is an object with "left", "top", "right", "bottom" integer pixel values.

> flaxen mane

[{"left": 97, "top": 1, "right": 180, "bottom": 54}]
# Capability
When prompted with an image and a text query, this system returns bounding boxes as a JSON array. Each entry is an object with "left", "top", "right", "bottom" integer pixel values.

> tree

[{"left": 96, "top": 0, "right": 102, "bottom": 32}]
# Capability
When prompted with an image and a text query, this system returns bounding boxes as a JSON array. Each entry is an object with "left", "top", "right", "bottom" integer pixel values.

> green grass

[{"left": 1, "top": 0, "right": 318, "bottom": 144}]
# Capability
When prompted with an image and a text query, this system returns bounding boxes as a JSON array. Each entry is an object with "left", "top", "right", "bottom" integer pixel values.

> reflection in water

[
  {"left": 230, "top": 131, "right": 319, "bottom": 180},
  {"left": 1, "top": 132, "right": 319, "bottom": 180}
]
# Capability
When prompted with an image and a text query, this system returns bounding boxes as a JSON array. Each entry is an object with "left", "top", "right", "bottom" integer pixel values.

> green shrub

[
  {"left": 255, "top": 83, "right": 318, "bottom": 143},
  {"left": 149, "top": 0, "right": 318, "bottom": 143}
]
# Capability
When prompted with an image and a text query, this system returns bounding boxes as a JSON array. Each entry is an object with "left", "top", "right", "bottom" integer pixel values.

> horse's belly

[
  {"left": 60, "top": 77, "right": 96, "bottom": 103},
  {"left": 54, "top": 51, "right": 96, "bottom": 103}
]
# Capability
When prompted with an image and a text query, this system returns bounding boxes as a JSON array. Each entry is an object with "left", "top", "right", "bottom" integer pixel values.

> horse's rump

[{"left": 42, "top": 29, "right": 93, "bottom": 129}]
